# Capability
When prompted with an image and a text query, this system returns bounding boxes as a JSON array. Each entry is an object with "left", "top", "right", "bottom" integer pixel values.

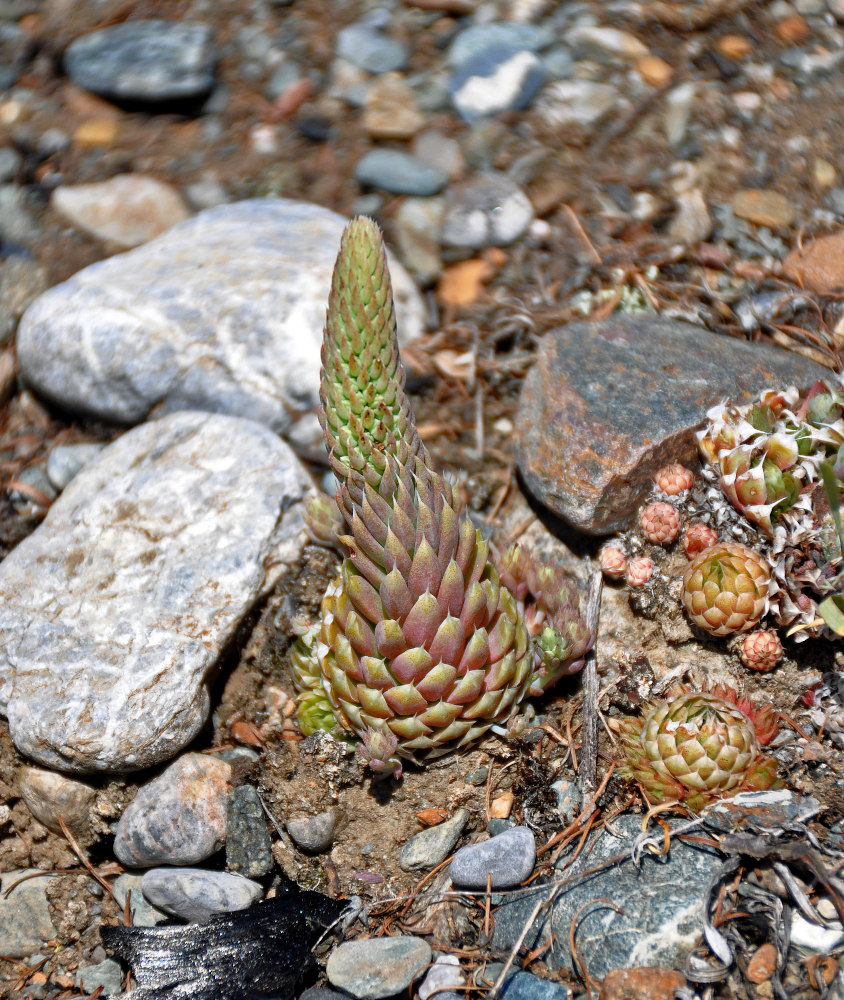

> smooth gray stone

[
  {"left": 0, "top": 411, "right": 312, "bottom": 772},
  {"left": 447, "top": 23, "right": 554, "bottom": 66},
  {"left": 0, "top": 184, "right": 41, "bottom": 248},
  {"left": 77, "top": 958, "right": 123, "bottom": 997},
  {"left": 450, "top": 826, "right": 535, "bottom": 890},
  {"left": 113, "top": 874, "right": 167, "bottom": 927},
  {"left": 45, "top": 443, "right": 106, "bottom": 491},
  {"left": 226, "top": 784, "right": 274, "bottom": 877},
  {"left": 327, "top": 936, "right": 432, "bottom": 999},
  {"left": 64, "top": 20, "right": 216, "bottom": 102},
  {"left": 287, "top": 808, "right": 338, "bottom": 854},
  {"left": 442, "top": 174, "right": 533, "bottom": 249},
  {"left": 479, "top": 966, "right": 570, "bottom": 1000},
  {"left": 114, "top": 754, "right": 231, "bottom": 867},
  {"left": 399, "top": 808, "right": 469, "bottom": 871},
  {"left": 0, "top": 870, "right": 56, "bottom": 958},
  {"left": 491, "top": 814, "right": 721, "bottom": 979},
  {"left": 141, "top": 867, "right": 262, "bottom": 922},
  {"left": 354, "top": 150, "right": 448, "bottom": 197},
  {"left": 0, "top": 253, "right": 47, "bottom": 342},
  {"left": 18, "top": 199, "right": 424, "bottom": 433},
  {"left": 335, "top": 25, "right": 408, "bottom": 74}
]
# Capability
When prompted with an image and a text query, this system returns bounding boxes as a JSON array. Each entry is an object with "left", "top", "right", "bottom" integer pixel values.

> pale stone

[
  {"left": 18, "top": 199, "right": 424, "bottom": 434},
  {"left": 18, "top": 766, "right": 97, "bottom": 836},
  {"left": 0, "top": 411, "right": 312, "bottom": 772},
  {"left": 51, "top": 174, "right": 190, "bottom": 248}
]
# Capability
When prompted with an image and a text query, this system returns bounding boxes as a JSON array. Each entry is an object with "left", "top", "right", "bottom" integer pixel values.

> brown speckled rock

[
  {"left": 113, "top": 753, "right": 231, "bottom": 867},
  {"left": 515, "top": 317, "right": 828, "bottom": 534}
]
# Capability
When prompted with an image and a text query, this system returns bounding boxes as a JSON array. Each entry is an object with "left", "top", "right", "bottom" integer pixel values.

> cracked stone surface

[
  {"left": 17, "top": 198, "right": 425, "bottom": 435},
  {"left": 0, "top": 410, "right": 312, "bottom": 773},
  {"left": 491, "top": 813, "right": 721, "bottom": 979}
]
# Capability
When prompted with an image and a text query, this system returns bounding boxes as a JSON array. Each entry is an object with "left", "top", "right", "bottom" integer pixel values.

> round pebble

[
  {"left": 17, "top": 766, "right": 97, "bottom": 839},
  {"left": 226, "top": 784, "right": 274, "bottom": 878},
  {"left": 141, "top": 867, "right": 262, "bottom": 923},
  {"left": 443, "top": 174, "right": 534, "bottom": 249},
  {"left": 45, "top": 443, "right": 106, "bottom": 491},
  {"left": 419, "top": 955, "right": 463, "bottom": 1000},
  {"left": 286, "top": 808, "right": 338, "bottom": 853},
  {"left": 77, "top": 959, "right": 123, "bottom": 997},
  {"left": 450, "top": 45, "right": 545, "bottom": 121},
  {"left": 399, "top": 808, "right": 469, "bottom": 872},
  {"left": 327, "top": 936, "right": 432, "bottom": 999},
  {"left": 449, "top": 826, "right": 536, "bottom": 890},
  {"left": 335, "top": 24, "right": 408, "bottom": 74},
  {"left": 354, "top": 149, "right": 448, "bottom": 196},
  {"left": 113, "top": 753, "right": 231, "bottom": 867}
]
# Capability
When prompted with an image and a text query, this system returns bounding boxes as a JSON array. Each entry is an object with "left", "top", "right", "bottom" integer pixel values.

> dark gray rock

[
  {"left": 18, "top": 200, "right": 424, "bottom": 433},
  {"left": 64, "top": 20, "right": 217, "bottom": 103},
  {"left": 491, "top": 814, "right": 721, "bottom": 979},
  {"left": 327, "top": 936, "right": 432, "bottom": 999},
  {"left": 0, "top": 411, "right": 312, "bottom": 773},
  {"left": 300, "top": 989, "right": 354, "bottom": 1000},
  {"left": 450, "top": 45, "right": 545, "bottom": 121},
  {"left": 141, "top": 867, "right": 262, "bottom": 922},
  {"left": 287, "top": 808, "right": 338, "bottom": 854},
  {"left": 399, "top": 808, "right": 469, "bottom": 871},
  {"left": 702, "top": 790, "right": 820, "bottom": 835},
  {"left": 0, "top": 870, "right": 56, "bottom": 958},
  {"left": 354, "top": 150, "right": 448, "bottom": 197},
  {"left": 226, "top": 784, "right": 274, "bottom": 877},
  {"left": 450, "top": 826, "right": 535, "bottom": 890},
  {"left": 516, "top": 316, "right": 831, "bottom": 534},
  {"left": 443, "top": 174, "right": 533, "bottom": 249},
  {"left": 480, "top": 966, "right": 571, "bottom": 1000},
  {"left": 114, "top": 753, "right": 231, "bottom": 867}
]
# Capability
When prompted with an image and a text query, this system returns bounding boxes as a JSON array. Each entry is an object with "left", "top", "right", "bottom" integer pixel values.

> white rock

[
  {"left": 18, "top": 199, "right": 425, "bottom": 435},
  {"left": 536, "top": 80, "right": 619, "bottom": 127},
  {"left": 566, "top": 26, "right": 649, "bottom": 61},
  {"left": 51, "top": 174, "right": 190, "bottom": 248},
  {"left": 0, "top": 410, "right": 312, "bottom": 773},
  {"left": 791, "top": 912, "right": 844, "bottom": 952},
  {"left": 419, "top": 955, "right": 464, "bottom": 1000}
]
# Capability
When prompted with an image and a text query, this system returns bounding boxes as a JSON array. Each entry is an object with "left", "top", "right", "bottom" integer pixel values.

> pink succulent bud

[
  {"left": 358, "top": 727, "right": 403, "bottom": 780},
  {"left": 654, "top": 463, "right": 694, "bottom": 495},
  {"left": 599, "top": 543, "right": 627, "bottom": 580},
  {"left": 639, "top": 502, "right": 681, "bottom": 545},
  {"left": 626, "top": 556, "right": 654, "bottom": 588},
  {"left": 740, "top": 630, "right": 782, "bottom": 673},
  {"left": 682, "top": 523, "right": 718, "bottom": 559}
]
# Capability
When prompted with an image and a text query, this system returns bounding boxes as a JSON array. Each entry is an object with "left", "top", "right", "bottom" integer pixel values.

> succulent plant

[
  {"left": 618, "top": 685, "right": 780, "bottom": 810},
  {"left": 682, "top": 522, "right": 718, "bottom": 559},
  {"left": 654, "top": 463, "right": 694, "bottom": 496},
  {"left": 290, "top": 218, "right": 591, "bottom": 769},
  {"left": 681, "top": 541, "right": 770, "bottom": 636},
  {"left": 639, "top": 501, "right": 681, "bottom": 545},
  {"left": 599, "top": 543, "right": 627, "bottom": 580},
  {"left": 739, "top": 630, "right": 782, "bottom": 673},
  {"left": 626, "top": 555, "right": 654, "bottom": 588}
]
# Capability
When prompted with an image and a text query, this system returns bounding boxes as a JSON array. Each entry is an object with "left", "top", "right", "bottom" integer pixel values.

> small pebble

[
  {"left": 536, "top": 80, "right": 618, "bottom": 127},
  {"left": 731, "top": 189, "right": 795, "bottom": 229},
  {"left": 113, "top": 874, "right": 167, "bottom": 927},
  {"left": 354, "top": 149, "right": 448, "bottom": 196},
  {"left": 17, "top": 766, "right": 97, "bottom": 838},
  {"left": 412, "top": 130, "right": 464, "bottom": 180},
  {"left": 450, "top": 826, "right": 536, "bottom": 890},
  {"left": 300, "top": 990, "right": 354, "bottom": 1000},
  {"left": 0, "top": 146, "right": 21, "bottom": 182},
  {"left": 487, "top": 817, "right": 516, "bottom": 836},
  {"left": 335, "top": 24, "right": 408, "bottom": 74},
  {"left": 226, "top": 784, "right": 274, "bottom": 877},
  {"left": 327, "top": 936, "right": 432, "bottom": 999},
  {"left": 0, "top": 870, "right": 56, "bottom": 959},
  {"left": 599, "top": 967, "right": 686, "bottom": 1000},
  {"left": 64, "top": 20, "right": 217, "bottom": 103},
  {"left": 450, "top": 45, "right": 545, "bottom": 121},
  {"left": 286, "top": 808, "right": 338, "bottom": 853},
  {"left": 394, "top": 197, "right": 445, "bottom": 286},
  {"left": 791, "top": 912, "right": 844, "bottom": 951},
  {"left": 399, "top": 808, "right": 469, "bottom": 872},
  {"left": 447, "top": 23, "right": 553, "bottom": 66},
  {"left": 363, "top": 73, "right": 425, "bottom": 139},
  {"left": 51, "top": 174, "right": 190, "bottom": 248},
  {"left": 77, "top": 959, "right": 123, "bottom": 997},
  {"left": 551, "top": 779, "right": 581, "bottom": 825},
  {"left": 141, "top": 867, "right": 262, "bottom": 922},
  {"left": 443, "top": 174, "right": 533, "bottom": 249},
  {"left": 0, "top": 254, "right": 48, "bottom": 343},
  {"left": 745, "top": 942, "right": 777, "bottom": 984},
  {"left": 566, "top": 25, "right": 649, "bottom": 61},
  {"left": 419, "top": 955, "right": 463, "bottom": 1000},
  {"left": 113, "top": 753, "right": 231, "bottom": 867},
  {"left": 45, "top": 443, "right": 106, "bottom": 491}
]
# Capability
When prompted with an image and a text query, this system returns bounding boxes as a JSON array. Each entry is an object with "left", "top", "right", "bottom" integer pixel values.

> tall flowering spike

[{"left": 303, "top": 217, "right": 536, "bottom": 769}]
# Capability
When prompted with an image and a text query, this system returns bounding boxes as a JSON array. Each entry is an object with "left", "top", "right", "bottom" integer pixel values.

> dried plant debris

[{"left": 101, "top": 890, "right": 347, "bottom": 1000}]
